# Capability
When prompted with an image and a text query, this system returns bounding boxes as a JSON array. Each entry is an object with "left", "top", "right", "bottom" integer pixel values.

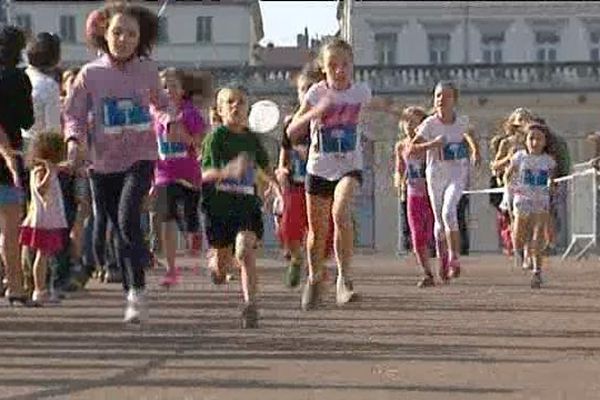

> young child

[
  {"left": 504, "top": 123, "right": 556, "bottom": 288},
  {"left": 64, "top": 3, "right": 173, "bottom": 323},
  {"left": 408, "top": 81, "right": 480, "bottom": 281},
  {"left": 276, "top": 62, "right": 330, "bottom": 288},
  {"left": 201, "top": 86, "right": 282, "bottom": 329},
  {"left": 154, "top": 67, "right": 207, "bottom": 287},
  {"left": 491, "top": 108, "right": 535, "bottom": 268},
  {"left": 287, "top": 38, "right": 403, "bottom": 310},
  {"left": 394, "top": 106, "right": 435, "bottom": 287},
  {"left": 19, "top": 132, "right": 68, "bottom": 306}
]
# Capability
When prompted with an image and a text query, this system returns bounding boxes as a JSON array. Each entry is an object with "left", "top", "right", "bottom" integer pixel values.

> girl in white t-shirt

[
  {"left": 409, "top": 82, "right": 480, "bottom": 282},
  {"left": 287, "top": 38, "right": 403, "bottom": 311},
  {"left": 504, "top": 123, "right": 556, "bottom": 288}
]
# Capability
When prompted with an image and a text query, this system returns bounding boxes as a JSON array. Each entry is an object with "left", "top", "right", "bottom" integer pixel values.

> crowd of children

[{"left": 0, "top": 1, "right": 574, "bottom": 330}]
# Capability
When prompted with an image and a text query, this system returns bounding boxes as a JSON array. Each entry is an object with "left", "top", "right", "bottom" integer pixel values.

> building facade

[
  {"left": 338, "top": 1, "right": 600, "bottom": 66},
  {"left": 9, "top": 0, "right": 263, "bottom": 67}
]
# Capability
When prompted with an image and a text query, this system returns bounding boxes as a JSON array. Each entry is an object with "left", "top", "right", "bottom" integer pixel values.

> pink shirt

[
  {"left": 64, "top": 55, "right": 170, "bottom": 173},
  {"left": 402, "top": 146, "right": 428, "bottom": 197},
  {"left": 154, "top": 99, "right": 206, "bottom": 187}
]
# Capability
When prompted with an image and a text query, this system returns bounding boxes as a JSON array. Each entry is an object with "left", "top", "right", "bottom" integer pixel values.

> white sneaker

[
  {"left": 124, "top": 289, "right": 146, "bottom": 324},
  {"left": 336, "top": 274, "right": 355, "bottom": 305}
]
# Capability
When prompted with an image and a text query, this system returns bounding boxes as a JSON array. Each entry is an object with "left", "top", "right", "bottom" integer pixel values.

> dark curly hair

[
  {"left": 87, "top": 3, "right": 158, "bottom": 59},
  {"left": 0, "top": 25, "right": 27, "bottom": 68},
  {"left": 27, "top": 32, "right": 61, "bottom": 70}
]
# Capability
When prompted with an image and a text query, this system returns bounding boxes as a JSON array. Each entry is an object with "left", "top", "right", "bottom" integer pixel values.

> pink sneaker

[{"left": 159, "top": 270, "right": 180, "bottom": 287}]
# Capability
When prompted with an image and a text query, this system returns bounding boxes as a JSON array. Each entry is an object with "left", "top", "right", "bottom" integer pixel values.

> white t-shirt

[
  {"left": 416, "top": 113, "right": 470, "bottom": 170},
  {"left": 512, "top": 150, "right": 556, "bottom": 206},
  {"left": 22, "top": 66, "right": 61, "bottom": 139},
  {"left": 305, "top": 80, "right": 372, "bottom": 180}
]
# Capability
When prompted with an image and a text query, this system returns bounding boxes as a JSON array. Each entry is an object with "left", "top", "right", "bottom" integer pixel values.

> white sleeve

[
  {"left": 305, "top": 82, "right": 321, "bottom": 107},
  {"left": 416, "top": 117, "right": 433, "bottom": 140},
  {"left": 359, "top": 82, "right": 372, "bottom": 105},
  {"left": 511, "top": 150, "right": 525, "bottom": 168}
]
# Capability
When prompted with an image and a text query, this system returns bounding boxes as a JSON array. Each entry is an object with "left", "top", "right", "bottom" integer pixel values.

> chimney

[{"left": 297, "top": 34, "right": 305, "bottom": 48}]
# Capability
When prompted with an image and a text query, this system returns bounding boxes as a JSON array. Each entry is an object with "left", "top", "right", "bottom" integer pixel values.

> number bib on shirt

[
  {"left": 102, "top": 97, "right": 152, "bottom": 135},
  {"left": 522, "top": 169, "right": 549, "bottom": 187},
  {"left": 442, "top": 142, "right": 469, "bottom": 161},
  {"left": 407, "top": 159, "right": 426, "bottom": 180},
  {"left": 217, "top": 164, "right": 256, "bottom": 195},
  {"left": 158, "top": 141, "right": 187, "bottom": 160},
  {"left": 319, "top": 124, "right": 357, "bottom": 154},
  {"left": 290, "top": 150, "right": 307, "bottom": 183}
]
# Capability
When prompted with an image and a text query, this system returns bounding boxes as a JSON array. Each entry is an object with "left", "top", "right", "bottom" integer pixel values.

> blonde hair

[
  {"left": 317, "top": 38, "right": 353, "bottom": 68},
  {"left": 211, "top": 86, "right": 249, "bottom": 126}
]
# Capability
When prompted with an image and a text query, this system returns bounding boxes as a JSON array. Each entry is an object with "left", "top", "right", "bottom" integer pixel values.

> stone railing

[{"left": 188, "top": 62, "right": 600, "bottom": 95}]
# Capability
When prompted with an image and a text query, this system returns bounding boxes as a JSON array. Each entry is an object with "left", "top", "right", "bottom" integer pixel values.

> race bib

[
  {"left": 319, "top": 124, "right": 357, "bottom": 154},
  {"left": 218, "top": 162, "right": 256, "bottom": 195},
  {"left": 407, "top": 159, "right": 426, "bottom": 180},
  {"left": 523, "top": 169, "right": 549, "bottom": 187},
  {"left": 102, "top": 97, "right": 151, "bottom": 135},
  {"left": 290, "top": 149, "right": 307, "bottom": 183},
  {"left": 158, "top": 141, "right": 187, "bottom": 160},
  {"left": 442, "top": 142, "right": 469, "bottom": 161}
]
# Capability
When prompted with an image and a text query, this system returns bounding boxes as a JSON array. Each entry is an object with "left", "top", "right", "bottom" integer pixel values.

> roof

[{"left": 255, "top": 46, "right": 316, "bottom": 67}]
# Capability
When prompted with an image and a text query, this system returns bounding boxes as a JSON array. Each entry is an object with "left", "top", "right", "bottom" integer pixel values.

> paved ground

[{"left": 1, "top": 253, "right": 600, "bottom": 400}]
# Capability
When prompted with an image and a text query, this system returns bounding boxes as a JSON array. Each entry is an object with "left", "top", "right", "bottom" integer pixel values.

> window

[
  {"left": 157, "top": 17, "right": 169, "bottom": 43},
  {"left": 374, "top": 33, "right": 397, "bottom": 65},
  {"left": 15, "top": 14, "right": 32, "bottom": 33},
  {"left": 59, "top": 15, "right": 76, "bottom": 43},
  {"left": 196, "top": 16, "right": 212, "bottom": 43},
  {"left": 535, "top": 30, "right": 560, "bottom": 62},
  {"left": 428, "top": 33, "right": 450, "bottom": 64},
  {"left": 590, "top": 31, "right": 600, "bottom": 61},
  {"left": 481, "top": 32, "right": 504, "bottom": 63}
]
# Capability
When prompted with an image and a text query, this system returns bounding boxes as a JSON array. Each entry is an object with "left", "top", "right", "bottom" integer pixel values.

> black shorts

[
  {"left": 306, "top": 170, "right": 363, "bottom": 197},
  {"left": 155, "top": 183, "right": 201, "bottom": 233},
  {"left": 204, "top": 198, "right": 264, "bottom": 248}
]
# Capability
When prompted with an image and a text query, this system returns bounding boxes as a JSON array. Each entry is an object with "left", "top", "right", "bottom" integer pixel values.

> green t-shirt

[{"left": 201, "top": 125, "right": 270, "bottom": 216}]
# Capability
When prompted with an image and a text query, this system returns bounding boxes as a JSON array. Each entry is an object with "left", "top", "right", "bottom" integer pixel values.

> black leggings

[{"left": 90, "top": 161, "right": 153, "bottom": 292}]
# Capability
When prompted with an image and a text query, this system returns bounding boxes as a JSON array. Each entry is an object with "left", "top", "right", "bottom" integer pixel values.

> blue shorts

[{"left": 0, "top": 185, "right": 23, "bottom": 205}]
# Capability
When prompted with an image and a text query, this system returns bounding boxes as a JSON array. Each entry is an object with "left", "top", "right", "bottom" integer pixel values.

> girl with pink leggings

[
  {"left": 394, "top": 106, "right": 435, "bottom": 287},
  {"left": 409, "top": 82, "right": 480, "bottom": 281}
]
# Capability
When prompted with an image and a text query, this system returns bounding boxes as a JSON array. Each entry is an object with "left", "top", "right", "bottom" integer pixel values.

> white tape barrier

[{"left": 462, "top": 167, "right": 597, "bottom": 195}]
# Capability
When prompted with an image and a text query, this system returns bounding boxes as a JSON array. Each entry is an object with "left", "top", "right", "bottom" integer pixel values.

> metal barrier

[{"left": 561, "top": 163, "right": 599, "bottom": 260}]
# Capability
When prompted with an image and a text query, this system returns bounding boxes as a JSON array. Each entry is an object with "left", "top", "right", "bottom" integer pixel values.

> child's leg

[
  {"left": 441, "top": 166, "right": 469, "bottom": 266},
  {"left": 32, "top": 250, "right": 47, "bottom": 296},
  {"left": 161, "top": 221, "right": 178, "bottom": 273},
  {"left": 408, "top": 195, "right": 433, "bottom": 278},
  {"left": 235, "top": 231, "right": 258, "bottom": 304},
  {"left": 512, "top": 211, "right": 532, "bottom": 266},
  {"left": 306, "top": 193, "right": 332, "bottom": 282},
  {"left": 531, "top": 212, "right": 550, "bottom": 272},
  {"left": 331, "top": 176, "right": 359, "bottom": 279},
  {"left": 426, "top": 170, "right": 448, "bottom": 274}
]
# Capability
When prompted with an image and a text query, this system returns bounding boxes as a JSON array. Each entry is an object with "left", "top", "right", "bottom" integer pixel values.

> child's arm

[
  {"left": 393, "top": 141, "right": 406, "bottom": 189},
  {"left": 275, "top": 146, "right": 290, "bottom": 189},
  {"left": 408, "top": 134, "right": 444, "bottom": 153},
  {"left": 33, "top": 164, "right": 52, "bottom": 196},
  {"left": 490, "top": 138, "right": 512, "bottom": 172},
  {"left": 463, "top": 128, "right": 481, "bottom": 167},
  {"left": 503, "top": 160, "right": 517, "bottom": 187},
  {"left": 286, "top": 94, "right": 332, "bottom": 141}
]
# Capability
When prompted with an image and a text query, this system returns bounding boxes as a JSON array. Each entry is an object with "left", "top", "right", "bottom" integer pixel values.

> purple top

[
  {"left": 154, "top": 99, "right": 206, "bottom": 187},
  {"left": 64, "top": 54, "right": 170, "bottom": 173}
]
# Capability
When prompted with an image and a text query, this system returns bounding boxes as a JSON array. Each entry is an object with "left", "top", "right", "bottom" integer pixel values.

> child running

[
  {"left": 64, "top": 3, "right": 174, "bottom": 323},
  {"left": 409, "top": 81, "right": 480, "bottom": 281},
  {"left": 287, "top": 38, "right": 403, "bottom": 310},
  {"left": 154, "top": 67, "right": 207, "bottom": 287},
  {"left": 19, "top": 132, "right": 68, "bottom": 306},
  {"left": 504, "top": 123, "right": 556, "bottom": 288},
  {"left": 394, "top": 106, "right": 435, "bottom": 287},
  {"left": 276, "top": 62, "right": 328, "bottom": 288},
  {"left": 201, "top": 86, "right": 282, "bottom": 328}
]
